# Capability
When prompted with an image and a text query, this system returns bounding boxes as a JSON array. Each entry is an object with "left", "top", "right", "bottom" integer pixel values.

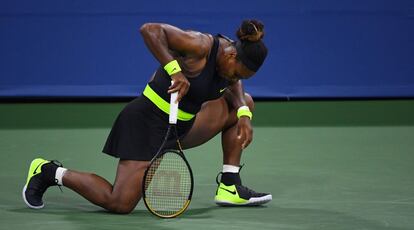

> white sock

[
  {"left": 55, "top": 167, "right": 68, "bottom": 186},
  {"left": 222, "top": 164, "right": 240, "bottom": 173}
]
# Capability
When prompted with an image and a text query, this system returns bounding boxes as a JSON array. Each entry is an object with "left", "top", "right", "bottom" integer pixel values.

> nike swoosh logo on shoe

[
  {"left": 220, "top": 187, "right": 237, "bottom": 195},
  {"left": 33, "top": 163, "right": 43, "bottom": 175}
]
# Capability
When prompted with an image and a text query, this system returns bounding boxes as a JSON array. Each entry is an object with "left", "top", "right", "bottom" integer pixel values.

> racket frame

[
  {"left": 142, "top": 88, "right": 194, "bottom": 218},
  {"left": 142, "top": 140, "right": 194, "bottom": 217}
]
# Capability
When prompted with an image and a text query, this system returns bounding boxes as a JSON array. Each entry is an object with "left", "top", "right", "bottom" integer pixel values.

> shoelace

[
  {"left": 236, "top": 184, "right": 258, "bottom": 196},
  {"left": 51, "top": 160, "right": 63, "bottom": 167}
]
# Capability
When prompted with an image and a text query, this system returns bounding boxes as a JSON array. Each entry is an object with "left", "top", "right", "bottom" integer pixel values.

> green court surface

[{"left": 1, "top": 100, "right": 414, "bottom": 230}]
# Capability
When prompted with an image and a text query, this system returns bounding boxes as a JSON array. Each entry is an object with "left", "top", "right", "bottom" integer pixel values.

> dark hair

[{"left": 234, "top": 19, "right": 268, "bottom": 72}]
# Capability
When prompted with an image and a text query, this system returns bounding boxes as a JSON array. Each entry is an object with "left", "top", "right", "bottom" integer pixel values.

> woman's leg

[
  {"left": 62, "top": 91, "right": 250, "bottom": 213},
  {"left": 181, "top": 93, "right": 254, "bottom": 164},
  {"left": 23, "top": 158, "right": 149, "bottom": 213},
  {"left": 181, "top": 93, "right": 271, "bottom": 206},
  {"left": 62, "top": 160, "right": 149, "bottom": 214}
]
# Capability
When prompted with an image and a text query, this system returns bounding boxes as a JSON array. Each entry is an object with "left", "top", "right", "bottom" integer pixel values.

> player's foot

[
  {"left": 22, "top": 158, "right": 62, "bottom": 209},
  {"left": 214, "top": 172, "right": 272, "bottom": 206}
]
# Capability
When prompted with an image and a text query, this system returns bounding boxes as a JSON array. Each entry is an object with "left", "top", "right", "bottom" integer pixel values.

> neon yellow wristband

[
  {"left": 164, "top": 60, "right": 182, "bottom": 76},
  {"left": 237, "top": 106, "right": 253, "bottom": 120}
]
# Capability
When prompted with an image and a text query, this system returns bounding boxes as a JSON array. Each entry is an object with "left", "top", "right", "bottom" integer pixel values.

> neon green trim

[
  {"left": 164, "top": 60, "right": 182, "bottom": 76},
  {"left": 25, "top": 158, "right": 49, "bottom": 186},
  {"left": 219, "top": 87, "right": 227, "bottom": 93},
  {"left": 237, "top": 108, "right": 253, "bottom": 120},
  {"left": 215, "top": 183, "right": 248, "bottom": 204},
  {"left": 143, "top": 85, "right": 195, "bottom": 121}
]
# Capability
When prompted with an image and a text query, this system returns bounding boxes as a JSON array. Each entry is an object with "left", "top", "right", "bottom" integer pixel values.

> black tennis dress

[{"left": 103, "top": 35, "right": 229, "bottom": 161}]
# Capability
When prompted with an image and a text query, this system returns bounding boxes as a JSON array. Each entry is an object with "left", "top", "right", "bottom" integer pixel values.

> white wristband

[{"left": 237, "top": 106, "right": 250, "bottom": 112}]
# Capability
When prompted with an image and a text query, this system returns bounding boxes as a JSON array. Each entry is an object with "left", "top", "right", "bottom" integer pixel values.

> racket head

[{"left": 142, "top": 149, "right": 194, "bottom": 218}]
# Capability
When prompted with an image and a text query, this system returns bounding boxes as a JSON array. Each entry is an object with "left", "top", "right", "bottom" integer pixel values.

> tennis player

[{"left": 23, "top": 19, "right": 272, "bottom": 213}]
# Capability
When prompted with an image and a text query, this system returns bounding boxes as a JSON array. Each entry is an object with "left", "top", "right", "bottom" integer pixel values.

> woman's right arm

[
  {"left": 140, "top": 23, "right": 209, "bottom": 65},
  {"left": 140, "top": 23, "right": 210, "bottom": 101}
]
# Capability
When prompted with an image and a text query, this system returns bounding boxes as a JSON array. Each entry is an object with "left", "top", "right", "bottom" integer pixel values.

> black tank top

[{"left": 148, "top": 35, "right": 229, "bottom": 115}]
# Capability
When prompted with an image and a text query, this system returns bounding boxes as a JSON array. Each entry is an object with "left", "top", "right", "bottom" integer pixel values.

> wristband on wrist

[
  {"left": 237, "top": 106, "right": 253, "bottom": 120},
  {"left": 164, "top": 60, "right": 182, "bottom": 76}
]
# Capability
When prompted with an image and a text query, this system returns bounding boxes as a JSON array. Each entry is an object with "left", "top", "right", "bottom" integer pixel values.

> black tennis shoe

[
  {"left": 22, "top": 158, "right": 62, "bottom": 209},
  {"left": 214, "top": 170, "right": 272, "bottom": 206}
]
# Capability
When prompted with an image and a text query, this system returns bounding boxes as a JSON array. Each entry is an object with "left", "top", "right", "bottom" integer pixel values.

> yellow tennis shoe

[
  {"left": 214, "top": 172, "right": 272, "bottom": 206},
  {"left": 22, "top": 158, "right": 62, "bottom": 209}
]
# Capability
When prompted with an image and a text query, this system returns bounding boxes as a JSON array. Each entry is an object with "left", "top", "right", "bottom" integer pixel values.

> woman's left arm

[{"left": 224, "top": 80, "right": 253, "bottom": 149}]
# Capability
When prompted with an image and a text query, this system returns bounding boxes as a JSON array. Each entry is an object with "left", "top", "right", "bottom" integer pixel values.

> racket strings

[{"left": 144, "top": 152, "right": 192, "bottom": 217}]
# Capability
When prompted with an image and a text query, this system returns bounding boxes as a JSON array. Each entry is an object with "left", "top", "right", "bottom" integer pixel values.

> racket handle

[{"left": 169, "top": 81, "right": 179, "bottom": 124}]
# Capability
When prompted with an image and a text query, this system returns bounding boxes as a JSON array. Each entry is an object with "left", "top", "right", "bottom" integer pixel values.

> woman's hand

[
  {"left": 168, "top": 73, "right": 190, "bottom": 102},
  {"left": 237, "top": 116, "right": 253, "bottom": 149}
]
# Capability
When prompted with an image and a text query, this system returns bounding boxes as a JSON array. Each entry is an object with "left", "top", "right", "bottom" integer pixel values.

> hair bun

[{"left": 236, "top": 19, "right": 265, "bottom": 42}]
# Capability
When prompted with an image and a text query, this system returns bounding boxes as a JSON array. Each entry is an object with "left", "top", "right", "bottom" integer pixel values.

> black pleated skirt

[{"left": 102, "top": 96, "right": 195, "bottom": 161}]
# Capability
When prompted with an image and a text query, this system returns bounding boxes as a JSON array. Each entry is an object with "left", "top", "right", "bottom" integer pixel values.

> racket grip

[{"left": 169, "top": 81, "right": 179, "bottom": 124}]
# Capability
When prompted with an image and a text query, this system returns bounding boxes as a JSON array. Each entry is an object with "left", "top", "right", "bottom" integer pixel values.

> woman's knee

[
  {"left": 104, "top": 160, "right": 146, "bottom": 214},
  {"left": 110, "top": 205, "right": 135, "bottom": 214},
  {"left": 244, "top": 93, "right": 255, "bottom": 112},
  {"left": 105, "top": 197, "right": 138, "bottom": 214}
]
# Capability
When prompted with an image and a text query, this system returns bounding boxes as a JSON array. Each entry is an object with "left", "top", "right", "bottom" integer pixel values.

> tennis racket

[{"left": 142, "top": 87, "right": 194, "bottom": 218}]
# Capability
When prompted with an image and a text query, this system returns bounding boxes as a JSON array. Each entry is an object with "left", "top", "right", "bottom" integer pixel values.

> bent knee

[
  {"left": 104, "top": 194, "right": 140, "bottom": 214},
  {"left": 112, "top": 207, "right": 134, "bottom": 215},
  {"left": 107, "top": 202, "right": 136, "bottom": 214},
  {"left": 244, "top": 93, "right": 254, "bottom": 112}
]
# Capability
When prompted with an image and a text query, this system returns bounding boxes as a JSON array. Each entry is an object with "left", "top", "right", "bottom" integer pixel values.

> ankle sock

[
  {"left": 55, "top": 167, "right": 67, "bottom": 186},
  {"left": 222, "top": 164, "right": 240, "bottom": 173}
]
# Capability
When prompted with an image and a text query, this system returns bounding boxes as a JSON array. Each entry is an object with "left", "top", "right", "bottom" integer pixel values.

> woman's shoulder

[{"left": 186, "top": 32, "right": 214, "bottom": 58}]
